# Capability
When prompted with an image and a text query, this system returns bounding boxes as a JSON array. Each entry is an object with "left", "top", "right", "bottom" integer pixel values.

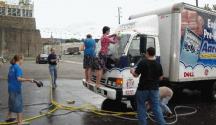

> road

[{"left": 0, "top": 58, "right": 216, "bottom": 125}]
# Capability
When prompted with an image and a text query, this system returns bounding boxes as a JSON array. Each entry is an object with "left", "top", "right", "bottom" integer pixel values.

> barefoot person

[
  {"left": 159, "top": 86, "right": 173, "bottom": 116},
  {"left": 6, "top": 55, "right": 35, "bottom": 125},
  {"left": 48, "top": 48, "right": 58, "bottom": 89},
  {"left": 83, "top": 34, "right": 96, "bottom": 83},
  {"left": 146, "top": 86, "right": 173, "bottom": 116},
  {"left": 95, "top": 26, "right": 119, "bottom": 87}
]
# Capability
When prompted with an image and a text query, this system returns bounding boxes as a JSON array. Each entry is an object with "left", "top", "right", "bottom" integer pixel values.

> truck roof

[
  {"left": 116, "top": 15, "right": 159, "bottom": 36},
  {"left": 129, "top": 2, "right": 216, "bottom": 20}
]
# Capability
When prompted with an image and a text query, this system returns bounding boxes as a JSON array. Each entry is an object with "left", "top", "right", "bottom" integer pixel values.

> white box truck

[{"left": 83, "top": 3, "right": 216, "bottom": 110}]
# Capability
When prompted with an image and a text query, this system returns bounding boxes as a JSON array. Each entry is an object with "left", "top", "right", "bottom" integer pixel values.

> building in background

[
  {"left": 0, "top": 0, "right": 42, "bottom": 58},
  {"left": 0, "top": 0, "right": 33, "bottom": 17},
  {"left": 41, "top": 37, "right": 83, "bottom": 55}
]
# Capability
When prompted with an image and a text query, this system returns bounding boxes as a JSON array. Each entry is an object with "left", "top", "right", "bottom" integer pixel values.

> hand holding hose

[{"left": 32, "top": 80, "right": 44, "bottom": 87}]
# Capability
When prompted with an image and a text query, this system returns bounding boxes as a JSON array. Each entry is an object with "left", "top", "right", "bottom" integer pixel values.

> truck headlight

[
  {"left": 107, "top": 78, "right": 123, "bottom": 88},
  {"left": 115, "top": 78, "right": 123, "bottom": 86}
]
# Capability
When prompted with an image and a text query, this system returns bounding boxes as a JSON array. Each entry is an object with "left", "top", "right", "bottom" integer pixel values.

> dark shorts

[
  {"left": 83, "top": 55, "right": 94, "bottom": 69},
  {"left": 92, "top": 53, "right": 107, "bottom": 70},
  {"left": 8, "top": 91, "right": 23, "bottom": 113}
]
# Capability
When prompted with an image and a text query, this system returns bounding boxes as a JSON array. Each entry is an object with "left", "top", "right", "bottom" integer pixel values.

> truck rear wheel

[
  {"left": 201, "top": 82, "right": 216, "bottom": 101},
  {"left": 101, "top": 99, "right": 127, "bottom": 112}
]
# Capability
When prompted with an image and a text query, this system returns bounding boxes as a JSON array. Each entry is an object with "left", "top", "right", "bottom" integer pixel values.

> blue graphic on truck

[{"left": 180, "top": 9, "right": 216, "bottom": 68}]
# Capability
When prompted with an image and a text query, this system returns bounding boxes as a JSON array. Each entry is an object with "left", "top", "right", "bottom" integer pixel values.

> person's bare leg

[
  {"left": 7, "top": 112, "right": 12, "bottom": 119},
  {"left": 17, "top": 113, "right": 22, "bottom": 125},
  {"left": 87, "top": 68, "right": 92, "bottom": 83},
  {"left": 96, "top": 69, "right": 103, "bottom": 87},
  {"left": 95, "top": 70, "right": 99, "bottom": 85},
  {"left": 85, "top": 68, "right": 89, "bottom": 82}
]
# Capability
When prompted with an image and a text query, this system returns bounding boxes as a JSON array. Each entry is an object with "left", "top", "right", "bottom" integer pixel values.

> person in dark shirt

[
  {"left": 130, "top": 47, "right": 165, "bottom": 125},
  {"left": 48, "top": 48, "right": 58, "bottom": 89}
]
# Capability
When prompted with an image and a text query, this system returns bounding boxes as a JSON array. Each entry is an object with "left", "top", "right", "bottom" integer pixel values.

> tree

[
  {"left": 65, "top": 38, "right": 81, "bottom": 43},
  {"left": 204, "top": 4, "right": 212, "bottom": 11}
]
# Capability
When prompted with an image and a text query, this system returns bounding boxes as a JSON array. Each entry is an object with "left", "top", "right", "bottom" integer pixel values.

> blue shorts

[{"left": 8, "top": 91, "right": 23, "bottom": 113}]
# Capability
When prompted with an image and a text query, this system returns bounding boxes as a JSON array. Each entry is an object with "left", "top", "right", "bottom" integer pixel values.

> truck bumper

[{"left": 82, "top": 79, "right": 122, "bottom": 100}]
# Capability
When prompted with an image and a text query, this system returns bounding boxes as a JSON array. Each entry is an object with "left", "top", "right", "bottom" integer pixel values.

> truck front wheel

[
  {"left": 101, "top": 99, "right": 127, "bottom": 112},
  {"left": 130, "top": 97, "right": 137, "bottom": 111}
]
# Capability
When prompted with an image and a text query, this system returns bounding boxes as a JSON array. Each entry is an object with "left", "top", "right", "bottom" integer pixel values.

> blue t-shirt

[
  {"left": 84, "top": 38, "right": 96, "bottom": 57},
  {"left": 8, "top": 64, "right": 23, "bottom": 93}
]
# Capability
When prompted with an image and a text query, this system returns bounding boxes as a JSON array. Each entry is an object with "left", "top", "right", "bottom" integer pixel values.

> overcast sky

[{"left": 30, "top": 0, "right": 216, "bottom": 39}]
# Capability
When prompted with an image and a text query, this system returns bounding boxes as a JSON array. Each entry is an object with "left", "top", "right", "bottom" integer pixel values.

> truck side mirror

[{"left": 140, "top": 36, "right": 147, "bottom": 54}]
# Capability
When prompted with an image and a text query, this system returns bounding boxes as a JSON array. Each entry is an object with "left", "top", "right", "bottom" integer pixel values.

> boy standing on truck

[
  {"left": 94, "top": 26, "right": 119, "bottom": 87},
  {"left": 83, "top": 34, "right": 96, "bottom": 83},
  {"left": 130, "top": 47, "right": 165, "bottom": 125}
]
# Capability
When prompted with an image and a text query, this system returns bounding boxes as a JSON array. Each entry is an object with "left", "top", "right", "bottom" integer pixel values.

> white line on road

[{"left": 61, "top": 60, "right": 83, "bottom": 65}]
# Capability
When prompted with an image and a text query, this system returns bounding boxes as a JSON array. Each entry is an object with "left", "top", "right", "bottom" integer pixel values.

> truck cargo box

[{"left": 130, "top": 3, "right": 216, "bottom": 82}]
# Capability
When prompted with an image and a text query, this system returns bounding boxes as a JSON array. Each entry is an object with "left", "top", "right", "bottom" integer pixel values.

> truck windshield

[{"left": 109, "top": 34, "right": 131, "bottom": 59}]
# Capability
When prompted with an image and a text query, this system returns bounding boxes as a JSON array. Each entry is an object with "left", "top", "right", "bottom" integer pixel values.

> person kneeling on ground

[
  {"left": 159, "top": 86, "right": 173, "bottom": 116},
  {"left": 6, "top": 55, "right": 35, "bottom": 125},
  {"left": 146, "top": 86, "right": 173, "bottom": 117},
  {"left": 83, "top": 34, "right": 96, "bottom": 83}
]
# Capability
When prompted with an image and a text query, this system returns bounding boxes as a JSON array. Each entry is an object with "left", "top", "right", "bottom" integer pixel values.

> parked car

[
  {"left": 0, "top": 57, "right": 7, "bottom": 63},
  {"left": 36, "top": 54, "right": 48, "bottom": 64},
  {"left": 0, "top": 57, "right": 7, "bottom": 66},
  {"left": 67, "top": 47, "right": 81, "bottom": 55}
]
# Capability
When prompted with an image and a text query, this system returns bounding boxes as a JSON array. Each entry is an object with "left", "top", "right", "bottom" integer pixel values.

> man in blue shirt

[{"left": 83, "top": 34, "right": 96, "bottom": 83}]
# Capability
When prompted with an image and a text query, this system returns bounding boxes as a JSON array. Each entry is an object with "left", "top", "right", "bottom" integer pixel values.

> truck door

[{"left": 127, "top": 35, "right": 156, "bottom": 65}]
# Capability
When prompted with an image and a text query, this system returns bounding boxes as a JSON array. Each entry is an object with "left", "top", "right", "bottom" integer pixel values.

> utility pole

[
  {"left": 0, "top": 28, "right": 5, "bottom": 57},
  {"left": 118, "top": 7, "right": 122, "bottom": 25},
  {"left": 196, "top": 0, "right": 199, "bottom": 7}
]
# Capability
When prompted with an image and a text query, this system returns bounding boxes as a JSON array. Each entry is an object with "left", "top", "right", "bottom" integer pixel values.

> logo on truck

[
  {"left": 184, "top": 72, "right": 194, "bottom": 78},
  {"left": 126, "top": 78, "right": 134, "bottom": 89},
  {"left": 179, "top": 8, "right": 216, "bottom": 79}
]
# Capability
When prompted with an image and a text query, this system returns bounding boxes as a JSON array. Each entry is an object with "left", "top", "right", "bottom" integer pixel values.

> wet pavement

[
  {"left": 0, "top": 79, "right": 136, "bottom": 125},
  {"left": 1, "top": 61, "right": 216, "bottom": 125},
  {"left": 0, "top": 79, "right": 216, "bottom": 125}
]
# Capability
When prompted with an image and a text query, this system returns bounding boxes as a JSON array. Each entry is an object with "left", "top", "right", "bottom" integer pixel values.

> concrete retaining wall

[{"left": 0, "top": 16, "right": 42, "bottom": 58}]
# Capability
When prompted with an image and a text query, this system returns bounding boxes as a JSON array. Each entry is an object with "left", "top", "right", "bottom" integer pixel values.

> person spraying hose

[{"left": 6, "top": 55, "right": 43, "bottom": 125}]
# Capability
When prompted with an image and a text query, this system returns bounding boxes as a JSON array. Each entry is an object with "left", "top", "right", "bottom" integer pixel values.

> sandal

[{"left": 5, "top": 118, "right": 16, "bottom": 122}]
